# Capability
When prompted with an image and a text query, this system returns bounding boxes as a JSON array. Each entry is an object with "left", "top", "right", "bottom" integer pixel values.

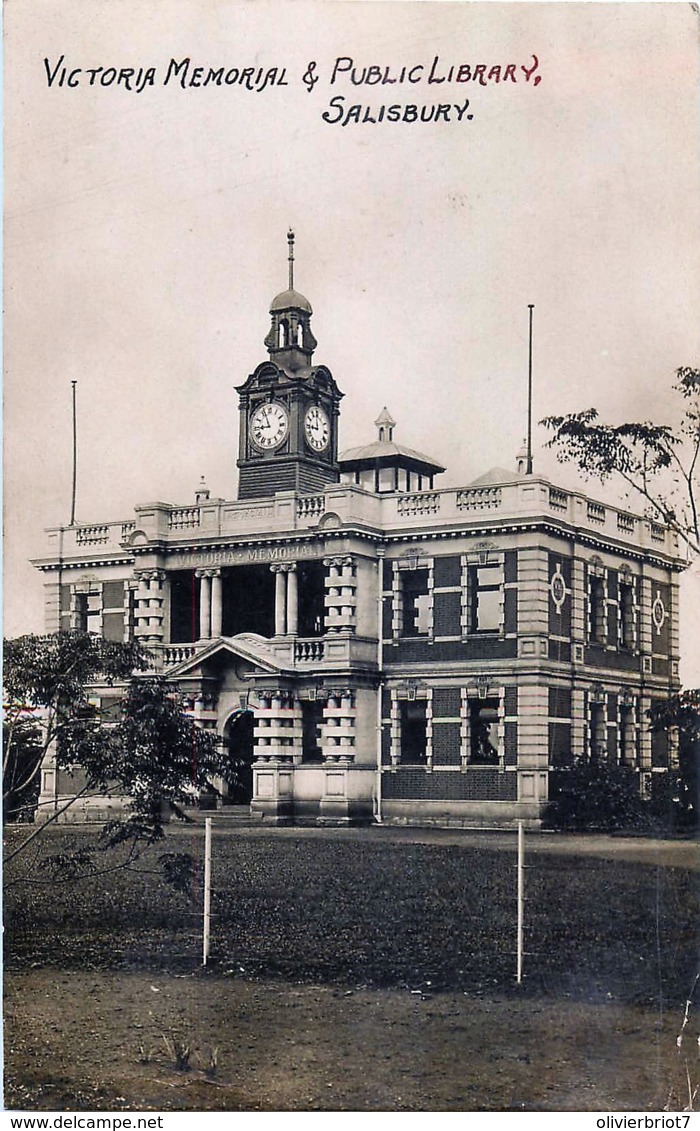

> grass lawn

[{"left": 4, "top": 824, "right": 700, "bottom": 1111}]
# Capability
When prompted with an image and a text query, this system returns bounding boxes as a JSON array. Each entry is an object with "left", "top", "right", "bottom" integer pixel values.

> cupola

[
  {"left": 264, "top": 229, "right": 317, "bottom": 371},
  {"left": 339, "top": 409, "right": 445, "bottom": 493},
  {"left": 195, "top": 475, "right": 210, "bottom": 503}
]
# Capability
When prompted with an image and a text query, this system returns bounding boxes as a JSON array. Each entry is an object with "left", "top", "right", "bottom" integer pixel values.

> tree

[
  {"left": 3, "top": 631, "right": 148, "bottom": 825},
  {"left": 649, "top": 690, "right": 700, "bottom": 828},
  {"left": 3, "top": 632, "right": 229, "bottom": 882},
  {"left": 3, "top": 714, "right": 45, "bottom": 823},
  {"left": 542, "top": 366, "right": 700, "bottom": 829},
  {"left": 541, "top": 366, "right": 700, "bottom": 558}
]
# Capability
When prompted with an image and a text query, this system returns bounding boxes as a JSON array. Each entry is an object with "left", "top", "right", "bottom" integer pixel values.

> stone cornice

[{"left": 31, "top": 516, "right": 684, "bottom": 574}]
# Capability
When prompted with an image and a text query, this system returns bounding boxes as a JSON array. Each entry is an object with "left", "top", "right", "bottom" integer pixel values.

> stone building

[{"left": 34, "top": 236, "right": 683, "bottom": 826}]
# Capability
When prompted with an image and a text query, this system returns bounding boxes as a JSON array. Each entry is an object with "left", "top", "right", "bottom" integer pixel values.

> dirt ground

[
  {"left": 4, "top": 967, "right": 691, "bottom": 1112},
  {"left": 5, "top": 826, "right": 698, "bottom": 1113}
]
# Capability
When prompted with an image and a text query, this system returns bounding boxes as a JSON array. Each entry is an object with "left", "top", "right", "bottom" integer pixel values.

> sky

[{"left": 4, "top": 1, "right": 700, "bottom": 679}]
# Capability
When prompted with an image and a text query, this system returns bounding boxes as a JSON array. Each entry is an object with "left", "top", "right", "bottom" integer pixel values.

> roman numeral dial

[
  {"left": 249, "top": 402, "right": 289, "bottom": 450},
  {"left": 304, "top": 405, "right": 330, "bottom": 452}
]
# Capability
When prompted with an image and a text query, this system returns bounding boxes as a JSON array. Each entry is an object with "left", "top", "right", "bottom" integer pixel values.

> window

[
  {"left": 399, "top": 700, "right": 427, "bottom": 764},
  {"left": 76, "top": 591, "right": 100, "bottom": 633},
  {"left": 619, "top": 581, "right": 635, "bottom": 649},
  {"left": 589, "top": 575, "right": 606, "bottom": 643},
  {"left": 468, "top": 563, "right": 503, "bottom": 633},
  {"left": 618, "top": 703, "right": 637, "bottom": 766},
  {"left": 588, "top": 698, "right": 607, "bottom": 762},
  {"left": 401, "top": 569, "right": 431, "bottom": 636},
  {"left": 469, "top": 699, "right": 499, "bottom": 764},
  {"left": 102, "top": 581, "right": 126, "bottom": 643}
]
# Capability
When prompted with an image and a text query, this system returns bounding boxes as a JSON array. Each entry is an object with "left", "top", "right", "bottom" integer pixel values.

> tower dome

[
  {"left": 270, "top": 288, "right": 313, "bottom": 315},
  {"left": 264, "top": 230, "right": 317, "bottom": 370}
]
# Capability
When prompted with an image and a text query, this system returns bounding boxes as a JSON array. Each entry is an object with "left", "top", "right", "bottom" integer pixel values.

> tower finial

[
  {"left": 375, "top": 406, "right": 396, "bottom": 442},
  {"left": 287, "top": 228, "right": 295, "bottom": 291}
]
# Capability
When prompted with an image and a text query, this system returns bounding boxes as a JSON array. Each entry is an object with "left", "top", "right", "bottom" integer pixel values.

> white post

[
  {"left": 203, "top": 817, "right": 212, "bottom": 966},
  {"left": 517, "top": 820, "right": 524, "bottom": 985}
]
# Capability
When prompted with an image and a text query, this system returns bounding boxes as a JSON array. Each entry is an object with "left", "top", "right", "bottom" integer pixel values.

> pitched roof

[{"left": 339, "top": 440, "right": 445, "bottom": 473}]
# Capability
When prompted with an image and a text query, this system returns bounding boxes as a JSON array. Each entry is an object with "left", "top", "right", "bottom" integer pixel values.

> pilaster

[
  {"left": 571, "top": 687, "right": 586, "bottom": 760},
  {"left": 570, "top": 557, "right": 586, "bottom": 648},
  {"left": 44, "top": 579, "right": 61, "bottom": 634},
  {"left": 514, "top": 682, "right": 549, "bottom": 770},
  {"left": 514, "top": 547, "right": 549, "bottom": 635},
  {"left": 639, "top": 574, "right": 653, "bottom": 661}
]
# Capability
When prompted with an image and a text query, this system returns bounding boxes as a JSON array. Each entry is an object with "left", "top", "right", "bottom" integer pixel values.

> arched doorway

[{"left": 223, "top": 710, "right": 255, "bottom": 804}]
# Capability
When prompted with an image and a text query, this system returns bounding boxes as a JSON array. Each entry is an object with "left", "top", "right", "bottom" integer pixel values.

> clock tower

[{"left": 236, "top": 231, "right": 344, "bottom": 501}]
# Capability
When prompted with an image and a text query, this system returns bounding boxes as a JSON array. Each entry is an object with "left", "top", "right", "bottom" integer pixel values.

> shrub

[{"left": 545, "top": 760, "right": 647, "bottom": 831}]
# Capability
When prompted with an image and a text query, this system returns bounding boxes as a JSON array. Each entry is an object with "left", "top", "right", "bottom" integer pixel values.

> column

[
  {"left": 134, "top": 572, "right": 152, "bottom": 643},
  {"left": 252, "top": 690, "right": 303, "bottom": 764},
  {"left": 324, "top": 557, "right": 342, "bottom": 633},
  {"left": 197, "top": 570, "right": 211, "bottom": 639},
  {"left": 321, "top": 690, "right": 356, "bottom": 764},
  {"left": 286, "top": 564, "right": 298, "bottom": 635},
  {"left": 251, "top": 690, "right": 300, "bottom": 823},
  {"left": 323, "top": 556, "right": 357, "bottom": 633},
  {"left": 272, "top": 566, "right": 287, "bottom": 635},
  {"left": 211, "top": 570, "right": 223, "bottom": 638}
]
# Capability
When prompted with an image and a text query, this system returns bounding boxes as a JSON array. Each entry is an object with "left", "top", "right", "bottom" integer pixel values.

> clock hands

[{"left": 250, "top": 402, "right": 289, "bottom": 450}]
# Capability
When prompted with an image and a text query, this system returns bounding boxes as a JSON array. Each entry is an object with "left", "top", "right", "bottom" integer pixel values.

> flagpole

[
  {"left": 526, "top": 305, "right": 534, "bottom": 475},
  {"left": 70, "top": 381, "right": 77, "bottom": 526}
]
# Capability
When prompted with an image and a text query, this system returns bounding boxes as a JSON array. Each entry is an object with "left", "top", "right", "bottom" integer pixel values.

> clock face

[
  {"left": 250, "top": 402, "right": 289, "bottom": 451},
  {"left": 304, "top": 405, "right": 330, "bottom": 452}
]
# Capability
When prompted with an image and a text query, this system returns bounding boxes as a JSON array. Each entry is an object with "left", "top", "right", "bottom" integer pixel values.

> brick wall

[{"left": 382, "top": 768, "right": 517, "bottom": 801}]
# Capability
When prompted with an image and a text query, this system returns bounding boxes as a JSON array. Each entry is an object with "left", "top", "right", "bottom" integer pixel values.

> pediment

[{"left": 164, "top": 633, "right": 287, "bottom": 678}]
